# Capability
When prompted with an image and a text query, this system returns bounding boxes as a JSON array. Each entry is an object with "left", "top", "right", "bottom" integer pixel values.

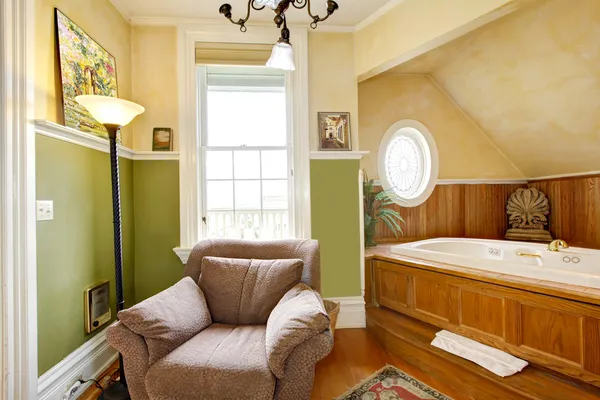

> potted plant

[{"left": 363, "top": 171, "right": 404, "bottom": 247}]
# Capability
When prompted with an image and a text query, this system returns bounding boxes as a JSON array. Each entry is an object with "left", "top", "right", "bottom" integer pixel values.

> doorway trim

[{"left": 0, "top": 0, "right": 38, "bottom": 398}]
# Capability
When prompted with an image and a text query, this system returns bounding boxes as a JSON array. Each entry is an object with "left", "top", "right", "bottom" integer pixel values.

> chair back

[{"left": 184, "top": 239, "right": 321, "bottom": 292}]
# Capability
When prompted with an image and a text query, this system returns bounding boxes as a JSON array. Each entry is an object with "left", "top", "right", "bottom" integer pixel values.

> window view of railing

[
  {"left": 200, "top": 65, "right": 292, "bottom": 240},
  {"left": 206, "top": 210, "right": 289, "bottom": 239}
]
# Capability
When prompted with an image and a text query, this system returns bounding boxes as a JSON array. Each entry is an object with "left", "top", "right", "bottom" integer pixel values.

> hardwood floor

[{"left": 81, "top": 329, "right": 469, "bottom": 400}]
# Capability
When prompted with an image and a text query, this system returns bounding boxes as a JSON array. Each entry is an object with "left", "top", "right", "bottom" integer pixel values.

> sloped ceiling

[{"left": 389, "top": 0, "right": 600, "bottom": 178}]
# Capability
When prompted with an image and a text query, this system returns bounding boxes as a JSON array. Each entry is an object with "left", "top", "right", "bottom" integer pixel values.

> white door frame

[{"left": 0, "top": 0, "right": 38, "bottom": 398}]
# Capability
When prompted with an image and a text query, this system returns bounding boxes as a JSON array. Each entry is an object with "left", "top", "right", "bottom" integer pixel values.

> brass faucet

[{"left": 548, "top": 239, "right": 569, "bottom": 252}]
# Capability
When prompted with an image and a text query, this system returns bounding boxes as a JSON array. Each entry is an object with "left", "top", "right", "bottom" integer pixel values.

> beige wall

[
  {"left": 354, "top": 0, "right": 526, "bottom": 81},
  {"left": 359, "top": 74, "right": 524, "bottom": 180},
  {"left": 392, "top": 0, "right": 600, "bottom": 178},
  {"left": 131, "top": 26, "right": 179, "bottom": 151},
  {"left": 35, "top": 0, "right": 133, "bottom": 147},
  {"left": 128, "top": 29, "right": 359, "bottom": 152},
  {"left": 309, "top": 32, "right": 359, "bottom": 151}
]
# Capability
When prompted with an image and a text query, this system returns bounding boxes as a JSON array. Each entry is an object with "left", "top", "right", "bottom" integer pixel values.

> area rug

[{"left": 335, "top": 365, "right": 453, "bottom": 400}]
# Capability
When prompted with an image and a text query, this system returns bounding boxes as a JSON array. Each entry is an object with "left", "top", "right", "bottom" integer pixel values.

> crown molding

[
  {"left": 355, "top": 0, "right": 406, "bottom": 31},
  {"left": 34, "top": 120, "right": 179, "bottom": 161},
  {"left": 310, "top": 151, "right": 370, "bottom": 160},
  {"left": 130, "top": 16, "right": 354, "bottom": 32}
]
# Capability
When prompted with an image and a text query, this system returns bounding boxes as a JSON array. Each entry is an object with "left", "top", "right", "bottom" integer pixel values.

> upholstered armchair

[{"left": 107, "top": 239, "right": 334, "bottom": 400}]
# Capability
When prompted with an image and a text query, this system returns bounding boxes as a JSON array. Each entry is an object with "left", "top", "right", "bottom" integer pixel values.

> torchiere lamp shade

[{"left": 75, "top": 95, "right": 145, "bottom": 127}]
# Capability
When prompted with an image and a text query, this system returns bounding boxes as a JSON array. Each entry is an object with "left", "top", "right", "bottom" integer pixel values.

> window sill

[{"left": 173, "top": 247, "right": 192, "bottom": 264}]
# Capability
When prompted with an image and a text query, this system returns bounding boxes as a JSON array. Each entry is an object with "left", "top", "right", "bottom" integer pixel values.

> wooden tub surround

[{"left": 365, "top": 244, "right": 600, "bottom": 400}]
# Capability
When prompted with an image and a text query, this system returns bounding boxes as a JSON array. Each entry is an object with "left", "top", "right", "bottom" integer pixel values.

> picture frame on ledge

[
  {"left": 318, "top": 112, "right": 352, "bottom": 151},
  {"left": 152, "top": 128, "right": 174, "bottom": 151}
]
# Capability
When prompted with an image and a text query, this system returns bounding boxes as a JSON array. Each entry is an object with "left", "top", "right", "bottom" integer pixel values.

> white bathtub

[{"left": 390, "top": 238, "right": 600, "bottom": 289}]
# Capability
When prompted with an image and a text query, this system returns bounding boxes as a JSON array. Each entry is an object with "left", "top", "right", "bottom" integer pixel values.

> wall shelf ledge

[
  {"left": 310, "top": 151, "right": 370, "bottom": 160},
  {"left": 34, "top": 120, "right": 180, "bottom": 161}
]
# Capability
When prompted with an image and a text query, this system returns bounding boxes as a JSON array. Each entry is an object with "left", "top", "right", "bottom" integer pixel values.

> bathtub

[{"left": 390, "top": 238, "right": 600, "bottom": 289}]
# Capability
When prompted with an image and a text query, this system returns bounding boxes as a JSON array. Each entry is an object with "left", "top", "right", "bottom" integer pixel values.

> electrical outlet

[
  {"left": 36, "top": 200, "right": 54, "bottom": 221},
  {"left": 62, "top": 375, "right": 83, "bottom": 400}
]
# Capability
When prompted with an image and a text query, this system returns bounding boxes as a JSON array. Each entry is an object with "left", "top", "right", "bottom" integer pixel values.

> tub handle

[{"left": 517, "top": 252, "right": 541, "bottom": 259}]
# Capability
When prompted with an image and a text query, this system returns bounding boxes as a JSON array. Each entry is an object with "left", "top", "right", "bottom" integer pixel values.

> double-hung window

[{"left": 198, "top": 66, "right": 293, "bottom": 240}]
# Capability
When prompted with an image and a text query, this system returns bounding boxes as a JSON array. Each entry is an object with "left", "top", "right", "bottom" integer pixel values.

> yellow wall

[
  {"left": 128, "top": 29, "right": 359, "bottom": 152},
  {"left": 131, "top": 26, "right": 179, "bottom": 151},
  {"left": 35, "top": 0, "right": 133, "bottom": 147},
  {"left": 309, "top": 32, "right": 359, "bottom": 150},
  {"left": 359, "top": 74, "right": 524, "bottom": 179},
  {"left": 391, "top": 0, "right": 600, "bottom": 178},
  {"left": 354, "top": 0, "right": 526, "bottom": 81}
]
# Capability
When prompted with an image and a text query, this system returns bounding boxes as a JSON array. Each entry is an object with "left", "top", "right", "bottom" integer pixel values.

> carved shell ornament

[{"left": 507, "top": 188, "right": 550, "bottom": 230}]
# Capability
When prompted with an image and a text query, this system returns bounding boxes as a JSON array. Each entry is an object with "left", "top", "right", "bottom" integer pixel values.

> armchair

[{"left": 107, "top": 239, "right": 333, "bottom": 400}]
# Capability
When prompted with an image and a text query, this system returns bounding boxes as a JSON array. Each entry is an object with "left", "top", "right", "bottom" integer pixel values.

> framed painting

[
  {"left": 318, "top": 112, "right": 352, "bottom": 151},
  {"left": 152, "top": 128, "right": 174, "bottom": 151},
  {"left": 55, "top": 8, "right": 118, "bottom": 138}
]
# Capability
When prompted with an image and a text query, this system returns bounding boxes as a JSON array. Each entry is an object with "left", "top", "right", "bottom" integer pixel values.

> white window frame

[
  {"left": 198, "top": 66, "right": 294, "bottom": 239},
  {"left": 377, "top": 119, "right": 439, "bottom": 207},
  {"left": 176, "top": 24, "right": 310, "bottom": 259}
]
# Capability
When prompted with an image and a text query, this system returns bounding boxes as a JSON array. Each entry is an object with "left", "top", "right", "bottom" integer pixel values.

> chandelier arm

[
  {"left": 304, "top": 0, "right": 339, "bottom": 29},
  {"left": 219, "top": 1, "right": 262, "bottom": 32},
  {"left": 251, "top": 0, "right": 266, "bottom": 11},
  {"left": 291, "top": 0, "right": 308, "bottom": 9}
]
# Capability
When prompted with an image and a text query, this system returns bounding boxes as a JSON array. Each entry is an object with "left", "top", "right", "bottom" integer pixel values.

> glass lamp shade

[
  {"left": 75, "top": 95, "right": 145, "bottom": 127},
  {"left": 254, "top": 0, "right": 281, "bottom": 10},
  {"left": 266, "top": 42, "right": 296, "bottom": 71}
]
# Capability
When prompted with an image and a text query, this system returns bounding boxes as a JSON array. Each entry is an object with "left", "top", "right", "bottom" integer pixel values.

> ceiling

[
  {"left": 386, "top": 0, "right": 600, "bottom": 178},
  {"left": 110, "top": 0, "right": 391, "bottom": 26}
]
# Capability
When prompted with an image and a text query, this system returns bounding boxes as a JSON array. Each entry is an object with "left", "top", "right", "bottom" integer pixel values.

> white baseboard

[
  {"left": 38, "top": 322, "right": 118, "bottom": 400},
  {"left": 325, "top": 296, "right": 366, "bottom": 329}
]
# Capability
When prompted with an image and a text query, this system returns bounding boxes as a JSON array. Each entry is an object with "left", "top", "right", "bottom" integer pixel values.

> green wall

[
  {"left": 310, "top": 160, "right": 362, "bottom": 298},
  {"left": 36, "top": 150, "right": 362, "bottom": 376},
  {"left": 36, "top": 135, "right": 135, "bottom": 376},
  {"left": 133, "top": 161, "right": 183, "bottom": 302}
]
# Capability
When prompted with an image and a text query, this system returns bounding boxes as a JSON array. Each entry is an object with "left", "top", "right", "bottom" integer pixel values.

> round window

[{"left": 378, "top": 120, "right": 439, "bottom": 207}]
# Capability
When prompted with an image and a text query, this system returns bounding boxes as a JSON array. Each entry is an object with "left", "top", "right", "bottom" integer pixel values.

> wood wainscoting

[
  {"left": 369, "top": 259, "right": 600, "bottom": 387},
  {"left": 374, "top": 183, "right": 526, "bottom": 241},
  {"left": 530, "top": 176, "right": 600, "bottom": 249},
  {"left": 374, "top": 176, "right": 600, "bottom": 248}
]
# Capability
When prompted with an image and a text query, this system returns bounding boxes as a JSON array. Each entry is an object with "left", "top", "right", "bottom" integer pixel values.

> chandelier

[{"left": 219, "top": 0, "right": 339, "bottom": 71}]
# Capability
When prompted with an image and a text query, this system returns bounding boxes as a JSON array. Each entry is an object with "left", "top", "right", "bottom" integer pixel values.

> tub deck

[{"left": 366, "top": 243, "right": 600, "bottom": 307}]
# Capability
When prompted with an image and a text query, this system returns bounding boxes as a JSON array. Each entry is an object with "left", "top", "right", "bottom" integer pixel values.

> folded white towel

[{"left": 431, "top": 330, "right": 528, "bottom": 377}]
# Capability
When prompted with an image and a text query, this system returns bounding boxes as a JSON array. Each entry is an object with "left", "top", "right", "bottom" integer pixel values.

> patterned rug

[{"left": 335, "top": 365, "right": 453, "bottom": 400}]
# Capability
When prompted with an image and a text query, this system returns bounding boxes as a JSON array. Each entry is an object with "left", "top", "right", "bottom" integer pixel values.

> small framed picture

[
  {"left": 152, "top": 128, "right": 173, "bottom": 151},
  {"left": 318, "top": 112, "right": 352, "bottom": 151}
]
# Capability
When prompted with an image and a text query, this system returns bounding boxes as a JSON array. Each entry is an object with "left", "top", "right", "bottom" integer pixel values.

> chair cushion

[
  {"left": 117, "top": 277, "right": 212, "bottom": 364},
  {"left": 145, "top": 324, "right": 276, "bottom": 400},
  {"left": 199, "top": 256, "right": 303, "bottom": 325},
  {"left": 265, "top": 283, "right": 330, "bottom": 379}
]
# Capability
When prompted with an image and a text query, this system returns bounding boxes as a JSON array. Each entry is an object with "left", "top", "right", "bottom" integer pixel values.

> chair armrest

[
  {"left": 266, "top": 284, "right": 332, "bottom": 379},
  {"left": 106, "top": 322, "right": 151, "bottom": 400},
  {"left": 274, "top": 330, "right": 334, "bottom": 400}
]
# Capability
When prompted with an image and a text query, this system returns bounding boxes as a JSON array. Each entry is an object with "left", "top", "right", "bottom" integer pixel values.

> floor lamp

[{"left": 76, "top": 95, "right": 145, "bottom": 400}]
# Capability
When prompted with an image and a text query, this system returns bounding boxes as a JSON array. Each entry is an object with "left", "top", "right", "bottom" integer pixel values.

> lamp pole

[
  {"left": 100, "top": 125, "right": 129, "bottom": 399},
  {"left": 74, "top": 94, "right": 144, "bottom": 400}
]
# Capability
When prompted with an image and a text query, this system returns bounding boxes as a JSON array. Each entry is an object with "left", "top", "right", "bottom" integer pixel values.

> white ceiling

[{"left": 110, "top": 0, "right": 392, "bottom": 27}]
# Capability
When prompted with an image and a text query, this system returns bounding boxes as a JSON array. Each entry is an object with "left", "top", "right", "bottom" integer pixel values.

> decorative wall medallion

[{"left": 505, "top": 188, "right": 553, "bottom": 242}]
